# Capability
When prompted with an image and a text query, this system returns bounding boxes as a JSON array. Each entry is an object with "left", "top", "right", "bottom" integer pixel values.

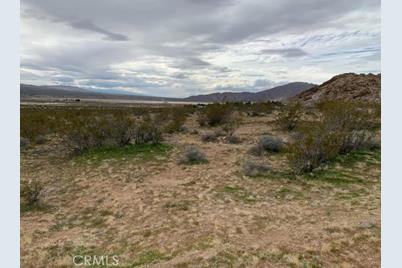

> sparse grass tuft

[
  {"left": 131, "top": 250, "right": 171, "bottom": 267},
  {"left": 75, "top": 143, "right": 172, "bottom": 163}
]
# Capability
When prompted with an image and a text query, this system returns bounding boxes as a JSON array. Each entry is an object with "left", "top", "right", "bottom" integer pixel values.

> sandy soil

[{"left": 20, "top": 114, "right": 380, "bottom": 268}]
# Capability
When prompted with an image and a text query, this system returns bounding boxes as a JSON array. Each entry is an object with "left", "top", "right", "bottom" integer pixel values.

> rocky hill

[{"left": 294, "top": 73, "right": 380, "bottom": 103}]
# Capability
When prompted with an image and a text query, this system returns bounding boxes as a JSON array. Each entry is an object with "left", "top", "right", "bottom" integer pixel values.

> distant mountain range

[
  {"left": 294, "top": 73, "right": 381, "bottom": 104},
  {"left": 22, "top": 73, "right": 380, "bottom": 104},
  {"left": 20, "top": 82, "right": 316, "bottom": 103},
  {"left": 20, "top": 84, "right": 180, "bottom": 102},
  {"left": 183, "top": 82, "right": 315, "bottom": 102}
]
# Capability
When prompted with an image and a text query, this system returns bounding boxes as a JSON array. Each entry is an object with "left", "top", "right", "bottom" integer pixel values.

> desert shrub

[
  {"left": 275, "top": 102, "right": 303, "bottom": 131},
  {"left": 133, "top": 115, "right": 163, "bottom": 145},
  {"left": 20, "top": 111, "right": 53, "bottom": 141},
  {"left": 21, "top": 180, "right": 43, "bottom": 208},
  {"left": 189, "top": 129, "right": 199, "bottom": 135},
  {"left": 20, "top": 137, "right": 30, "bottom": 149},
  {"left": 65, "top": 115, "right": 137, "bottom": 153},
  {"left": 34, "top": 135, "right": 47, "bottom": 145},
  {"left": 201, "top": 132, "right": 218, "bottom": 142},
  {"left": 249, "top": 135, "right": 284, "bottom": 156},
  {"left": 226, "top": 135, "right": 241, "bottom": 144},
  {"left": 163, "top": 109, "right": 187, "bottom": 133},
  {"left": 338, "top": 130, "right": 378, "bottom": 154},
  {"left": 242, "top": 160, "right": 270, "bottom": 177},
  {"left": 197, "top": 104, "right": 233, "bottom": 127},
  {"left": 287, "top": 101, "right": 379, "bottom": 174},
  {"left": 317, "top": 100, "right": 372, "bottom": 132},
  {"left": 287, "top": 126, "right": 340, "bottom": 174},
  {"left": 179, "top": 146, "right": 208, "bottom": 165}
]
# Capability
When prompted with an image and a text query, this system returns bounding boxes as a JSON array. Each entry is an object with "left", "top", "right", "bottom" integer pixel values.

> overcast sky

[{"left": 21, "top": 0, "right": 381, "bottom": 97}]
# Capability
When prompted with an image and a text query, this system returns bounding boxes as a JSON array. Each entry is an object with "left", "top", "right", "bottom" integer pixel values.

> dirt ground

[{"left": 20, "top": 113, "right": 380, "bottom": 268}]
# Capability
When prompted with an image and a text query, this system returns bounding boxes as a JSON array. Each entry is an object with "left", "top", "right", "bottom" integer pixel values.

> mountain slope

[
  {"left": 183, "top": 82, "right": 316, "bottom": 102},
  {"left": 294, "top": 73, "right": 381, "bottom": 103},
  {"left": 20, "top": 84, "right": 180, "bottom": 102}
]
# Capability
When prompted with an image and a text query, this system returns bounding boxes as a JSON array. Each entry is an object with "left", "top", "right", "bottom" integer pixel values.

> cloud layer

[{"left": 21, "top": 0, "right": 381, "bottom": 97}]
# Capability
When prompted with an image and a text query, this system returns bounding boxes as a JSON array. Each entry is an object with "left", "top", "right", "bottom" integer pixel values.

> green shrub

[
  {"left": 197, "top": 104, "right": 233, "bottom": 127},
  {"left": 163, "top": 109, "right": 187, "bottom": 133},
  {"left": 65, "top": 115, "right": 137, "bottom": 153},
  {"left": 133, "top": 115, "right": 163, "bottom": 145},
  {"left": 287, "top": 126, "right": 340, "bottom": 174},
  {"left": 21, "top": 180, "right": 43, "bottom": 209},
  {"left": 287, "top": 101, "right": 379, "bottom": 174},
  {"left": 275, "top": 102, "right": 303, "bottom": 131}
]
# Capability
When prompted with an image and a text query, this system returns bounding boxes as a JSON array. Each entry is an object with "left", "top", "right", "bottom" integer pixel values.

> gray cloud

[
  {"left": 260, "top": 48, "right": 308, "bottom": 58},
  {"left": 20, "top": 0, "right": 381, "bottom": 97},
  {"left": 69, "top": 20, "right": 129, "bottom": 41}
]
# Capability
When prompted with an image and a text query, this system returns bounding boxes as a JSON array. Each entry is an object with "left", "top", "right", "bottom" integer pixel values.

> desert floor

[{"left": 21, "top": 113, "right": 380, "bottom": 268}]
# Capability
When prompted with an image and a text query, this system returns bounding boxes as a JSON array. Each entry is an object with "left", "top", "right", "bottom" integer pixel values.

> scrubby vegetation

[
  {"left": 197, "top": 103, "right": 234, "bottom": 127},
  {"left": 249, "top": 135, "right": 284, "bottom": 156},
  {"left": 20, "top": 180, "right": 44, "bottom": 212},
  {"left": 287, "top": 100, "right": 380, "bottom": 174},
  {"left": 179, "top": 146, "right": 208, "bottom": 164},
  {"left": 20, "top": 99, "right": 380, "bottom": 267},
  {"left": 242, "top": 160, "right": 270, "bottom": 177},
  {"left": 20, "top": 105, "right": 193, "bottom": 154},
  {"left": 275, "top": 101, "right": 303, "bottom": 131}
]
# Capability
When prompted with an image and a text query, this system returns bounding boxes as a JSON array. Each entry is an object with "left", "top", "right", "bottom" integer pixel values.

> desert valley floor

[{"left": 21, "top": 109, "right": 380, "bottom": 268}]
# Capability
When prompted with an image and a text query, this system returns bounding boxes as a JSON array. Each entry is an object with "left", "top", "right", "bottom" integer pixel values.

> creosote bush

[
  {"left": 133, "top": 115, "right": 163, "bottom": 145},
  {"left": 162, "top": 109, "right": 187, "bottom": 133},
  {"left": 287, "top": 100, "right": 379, "bottom": 174},
  {"left": 275, "top": 102, "right": 303, "bottom": 131},
  {"left": 197, "top": 104, "right": 233, "bottom": 127},
  {"left": 242, "top": 160, "right": 270, "bottom": 177},
  {"left": 65, "top": 114, "right": 162, "bottom": 154},
  {"left": 21, "top": 180, "right": 43, "bottom": 209},
  {"left": 249, "top": 135, "right": 284, "bottom": 156},
  {"left": 179, "top": 146, "right": 208, "bottom": 165}
]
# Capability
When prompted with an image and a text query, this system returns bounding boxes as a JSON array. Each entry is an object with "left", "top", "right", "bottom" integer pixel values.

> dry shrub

[
  {"left": 20, "top": 137, "right": 30, "bottom": 149},
  {"left": 179, "top": 146, "right": 208, "bottom": 165},
  {"left": 242, "top": 160, "right": 270, "bottom": 177},
  {"left": 21, "top": 180, "right": 43, "bottom": 208},
  {"left": 249, "top": 135, "right": 284, "bottom": 156},
  {"left": 226, "top": 135, "right": 241, "bottom": 144},
  {"left": 275, "top": 102, "right": 303, "bottom": 131},
  {"left": 133, "top": 115, "right": 163, "bottom": 145},
  {"left": 197, "top": 104, "right": 233, "bottom": 127},
  {"left": 163, "top": 109, "right": 187, "bottom": 133},
  {"left": 201, "top": 132, "right": 218, "bottom": 142}
]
